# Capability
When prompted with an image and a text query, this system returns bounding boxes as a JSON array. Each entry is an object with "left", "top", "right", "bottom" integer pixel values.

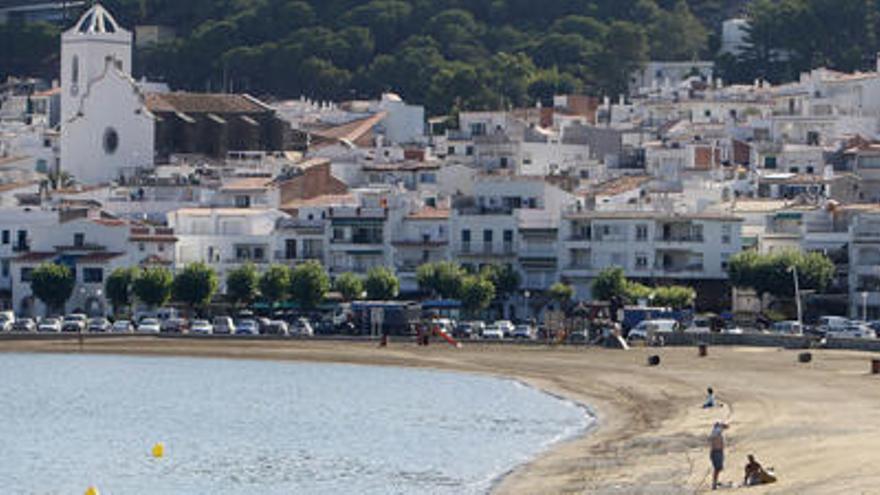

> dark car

[{"left": 12, "top": 318, "right": 36, "bottom": 333}]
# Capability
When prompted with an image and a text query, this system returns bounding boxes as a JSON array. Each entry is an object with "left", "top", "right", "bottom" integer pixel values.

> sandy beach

[{"left": 2, "top": 337, "right": 879, "bottom": 494}]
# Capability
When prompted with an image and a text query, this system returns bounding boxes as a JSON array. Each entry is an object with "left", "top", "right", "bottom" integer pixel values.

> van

[
  {"left": 817, "top": 316, "right": 850, "bottom": 336},
  {"left": 213, "top": 316, "right": 235, "bottom": 334},
  {"left": 627, "top": 319, "right": 678, "bottom": 341},
  {"left": 0, "top": 311, "right": 15, "bottom": 332},
  {"left": 770, "top": 321, "right": 803, "bottom": 335}
]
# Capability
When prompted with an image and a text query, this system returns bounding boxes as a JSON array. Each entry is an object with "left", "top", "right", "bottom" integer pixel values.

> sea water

[{"left": 0, "top": 354, "right": 590, "bottom": 494}]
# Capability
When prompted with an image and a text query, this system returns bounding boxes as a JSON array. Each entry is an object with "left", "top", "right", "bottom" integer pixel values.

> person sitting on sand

[
  {"left": 708, "top": 422, "right": 729, "bottom": 490},
  {"left": 703, "top": 387, "right": 716, "bottom": 408},
  {"left": 744, "top": 454, "right": 777, "bottom": 486}
]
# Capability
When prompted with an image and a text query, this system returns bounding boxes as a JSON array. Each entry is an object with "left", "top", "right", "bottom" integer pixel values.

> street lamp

[
  {"left": 862, "top": 291, "right": 869, "bottom": 322},
  {"left": 523, "top": 290, "right": 530, "bottom": 322},
  {"left": 787, "top": 265, "right": 802, "bottom": 327}
]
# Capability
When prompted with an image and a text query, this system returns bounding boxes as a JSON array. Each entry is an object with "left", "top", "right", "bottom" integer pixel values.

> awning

[
  {"left": 240, "top": 115, "right": 259, "bottom": 126},
  {"left": 175, "top": 111, "right": 195, "bottom": 124}
]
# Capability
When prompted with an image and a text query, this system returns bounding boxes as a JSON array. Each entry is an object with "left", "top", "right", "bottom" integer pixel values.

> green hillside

[{"left": 3, "top": 1, "right": 879, "bottom": 115}]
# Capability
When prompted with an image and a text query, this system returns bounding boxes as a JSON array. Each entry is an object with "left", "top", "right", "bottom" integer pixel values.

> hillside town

[{"left": 1, "top": 3, "right": 880, "bottom": 332}]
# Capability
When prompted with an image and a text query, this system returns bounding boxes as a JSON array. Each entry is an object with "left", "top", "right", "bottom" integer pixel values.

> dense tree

[
  {"left": 416, "top": 261, "right": 466, "bottom": 299},
  {"left": 334, "top": 272, "right": 364, "bottom": 302},
  {"left": 548, "top": 282, "right": 575, "bottom": 307},
  {"left": 172, "top": 262, "right": 219, "bottom": 312},
  {"left": 727, "top": 250, "right": 835, "bottom": 299},
  {"left": 30, "top": 263, "right": 75, "bottom": 316},
  {"left": 364, "top": 267, "right": 399, "bottom": 300},
  {"left": 226, "top": 263, "right": 259, "bottom": 306},
  {"left": 652, "top": 285, "right": 696, "bottom": 309},
  {"left": 4, "top": 0, "right": 754, "bottom": 112},
  {"left": 592, "top": 267, "right": 629, "bottom": 302},
  {"left": 133, "top": 267, "right": 173, "bottom": 309},
  {"left": 460, "top": 275, "right": 495, "bottom": 316},
  {"left": 259, "top": 264, "right": 292, "bottom": 302},
  {"left": 105, "top": 267, "right": 137, "bottom": 316},
  {"left": 481, "top": 264, "right": 521, "bottom": 300},
  {"left": 289, "top": 261, "right": 330, "bottom": 309}
]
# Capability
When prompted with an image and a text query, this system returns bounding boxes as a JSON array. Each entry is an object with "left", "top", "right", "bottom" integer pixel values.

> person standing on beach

[{"left": 708, "top": 422, "right": 729, "bottom": 490}]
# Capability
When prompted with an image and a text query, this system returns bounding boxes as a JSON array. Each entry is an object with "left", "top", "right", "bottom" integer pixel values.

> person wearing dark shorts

[{"left": 708, "top": 422, "right": 728, "bottom": 490}]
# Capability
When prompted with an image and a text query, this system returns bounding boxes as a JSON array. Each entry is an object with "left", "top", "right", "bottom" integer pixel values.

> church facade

[{"left": 60, "top": 4, "right": 154, "bottom": 185}]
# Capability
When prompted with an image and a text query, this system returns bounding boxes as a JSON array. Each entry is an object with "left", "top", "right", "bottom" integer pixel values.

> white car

[
  {"left": 62, "top": 314, "right": 88, "bottom": 333},
  {"left": 827, "top": 324, "right": 877, "bottom": 340},
  {"left": 482, "top": 324, "right": 504, "bottom": 339},
  {"left": 213, "top": 316, "right": 235, "bottom": 335},
  {"left": 0, "top": 311, "right": 15, "bottom": 332},
  {"left": 685, "top": 318, "right": 713, "bottom": 334},
  {"left": 111, "top": 320, "right": 134, "bottom": 333},
  {"left": 189, "top": 320, "right": 213, "bottom": 335},
  {"left": 720, "top": 324, "right": 745, "bottom": 335},
  {"left": 817, "top": 316, "right": 850, "bottom": 336},
  {"left": 512, "top": 324, "right": 536, "bottom": 339},
  {"left": 627, "top": 319, "right": 679, "bottom": 341},
  {"left": 291, "top": 318, "right": 314, "bottom": 337},
  {"left": 37, "top": 318, "right": 62, "bottom": 333},
  {"left": 137, "top": 318, "right": 161, "bottom": 334},
  {"left": 493, "top": 320, "right": 515, "bottom": 338}
]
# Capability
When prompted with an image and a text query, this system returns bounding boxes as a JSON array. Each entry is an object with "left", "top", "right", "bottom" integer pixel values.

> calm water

[{"left": 0, "top": 354, "right": 590, "bottom": 494}]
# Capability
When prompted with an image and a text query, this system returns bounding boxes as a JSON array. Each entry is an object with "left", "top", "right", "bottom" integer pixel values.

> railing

[
  {"left": 656, "top": 235, "right": 704, "bottom": 243},
  {"left": 11, "top": 243, "right": 29, "bottom": 252},
  {"left": 658, "top": 263, "right": 705, "bottom": 273}
]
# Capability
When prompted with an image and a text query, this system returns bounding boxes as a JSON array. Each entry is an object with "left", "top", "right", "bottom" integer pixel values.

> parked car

[
  {"left": 482, "top": 324, "right": 505, "bottom": 339},
  {"left": 111, "top": 320, "right": 134, "bottom": 333},
  {"left": 61, "top": 314, "right": 88, "bottom": 333},
  {"left": 720, "top": 323, "right": 745, "bottom": 335},
  {"left": 87, "top": 317, "right": 111, "bottom": 333},
  {"left": 493, "top": 320, "right": 515, "bottom": 338},
  {"left": 136, "top": 318, "right": 161, "bottom": 334},
  {"left": 264, "top": 320, "right": 289, "bottom": 336},
  {"left": 291, "top": 318, "right": 314, "bottom": 337},
  {"left": 685, "top": 317, "right": 713, "bottom": 334},
  {"left": 160, "top": 318, "right": 187, "bottom": 334},
  {"left": 213, "top": 316, "right": 235, "bottom": 335},
  {"left": 817, "top": 316, "right": 850, "bottom": 337},
  {"left": 235, "top": 319, "right": 259, "bottom": 335},
  {"left": 37, "top": 318, "right": 62, "bottom": 333},
  {"left": 512, "top": 324, "right": 537, "bottom": 340},
  {"left": 769, "top": 321, "right": 804, "bottom": 335},
  {"left": 12, "top": 318, "right": 36, "bottom": 333},
  {"left": 827, "top": 323, "right": 877, "bottom": 340},
  {"left": 0, "top": 311, "right": 15, "bottom": 332},
  {"left": 627, "top": 319, "right": 679, "bottom": 341},
  {"left": 189, "top": 319, "right": 214, "bottom": 335},
  {"left": 454, "top": 321, "right": 484, "bottom": 339}
]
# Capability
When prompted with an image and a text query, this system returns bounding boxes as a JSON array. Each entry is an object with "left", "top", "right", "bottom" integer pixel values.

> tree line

[{"left": 27, "top": 259, "right": 576, "bottom": 318}]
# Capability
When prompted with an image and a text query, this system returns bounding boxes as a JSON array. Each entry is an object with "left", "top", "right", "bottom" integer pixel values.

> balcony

[
  {"left": 392, "top": 238, "right": 449, "bottom": 247},
  {"left": 656, "top": 234, "right": 704, "bottom": 243},
  {"left": 11, "top": 242, "right": 29, "bottom": 253},
  {"left": 657, "top": 263, "right": 704, "bottom": 273}
]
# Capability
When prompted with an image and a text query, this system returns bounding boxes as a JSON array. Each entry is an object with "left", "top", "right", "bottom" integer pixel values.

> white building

[
  {"left": 560, "top": 211, "right": 743, "bottom": 308},
  {"left": 849, "top": 213, "right": 880, "bottom": 320},
  {"left": 60, "top": 4, "right": 154, "bottom": 184}
]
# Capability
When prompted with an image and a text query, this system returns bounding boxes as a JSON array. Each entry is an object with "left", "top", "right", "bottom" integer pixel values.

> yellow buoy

[
  {"left": 85, "top": 486, "right": 100, "bottom": 495},
  {"left": 152, "top": 442, "right": 165, "bottom": 458}
]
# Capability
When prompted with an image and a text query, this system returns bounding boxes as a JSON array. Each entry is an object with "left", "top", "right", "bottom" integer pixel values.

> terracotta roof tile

[
  {"left": 145, "top": 92, "right": 270, "bottom": 114},
  {"left": 405, "top": 207, "right": 450, "bottom": 220}
]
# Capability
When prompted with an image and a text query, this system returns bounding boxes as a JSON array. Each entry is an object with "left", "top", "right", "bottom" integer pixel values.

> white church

[{"left": 60, "top": 3, "right": 154, "bottom": 185}]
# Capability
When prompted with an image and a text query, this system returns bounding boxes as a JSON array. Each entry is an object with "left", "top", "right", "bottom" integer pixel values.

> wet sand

[{"left": 2, "top": 337, "right": 879, "bottom": 494}]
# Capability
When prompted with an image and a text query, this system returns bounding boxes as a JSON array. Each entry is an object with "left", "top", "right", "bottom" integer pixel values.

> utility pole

[{"left": 788, "top": 265, "right": 802, "bottom": 327}]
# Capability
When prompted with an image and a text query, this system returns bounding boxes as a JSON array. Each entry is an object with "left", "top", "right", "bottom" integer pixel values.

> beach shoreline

[{"left": 2, "top": 337, "right": 879, "bottom": 494}]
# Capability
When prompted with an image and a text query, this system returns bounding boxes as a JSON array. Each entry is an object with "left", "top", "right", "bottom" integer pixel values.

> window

[
  {"left": 422, "top": 250, "right": 430, "bottom": 262},
  {"left": 236, "top": 247, "right": 250, "bottom": 260},
  {"left": 721, "top": 253, "right": 730, "bottom": 271},
  {"left": 721, "top": 225, "right": 732, "bottom": 245},
  {"left": 83, "top": 268, "right": 103, "bottom": 283},
  {"left": 466, "top": 145, "right": 474, "bottom": 156},
  {"left": 285, "top": 239, "right": 297, "bottom": 260},
  {"left": 139, "top": 243, "right": 145, "bottom": 252},
  {"left": 483, "top": 230, "right": 493, "bottom": 243},
  {"left": 103, "top": 127, "right": 119, "bottom": 155},
  {"left": 500, "top": 157, "right": 509, "bottom": 168},
  {"left": 158, "top": 243, "right": 165, "bottom": 252},
  {"left": 636, "top": 225, "right": 648, "bottom": 241},
  {"left": 806, "top": 166, "right": 815, "bottom": 174},
  {"left": 21, "top": 267, "right": 33, "bottom": 283},
  {"left": 333, "top": 227, "right": 345, "bottom": 241},
  {"left": 503, "top": 230, "right": 513, "bottom": 242},
  {"left": 764, "top": 156, "right": 777, "bottom": 169},
  {"left": 1, "top": 260, "right": 8, "bottom": 278},
  {"left": 635, "top": 254, "right": 649, "bottom": 269},
  {"left": 447, "top": 146, "right": 455, "bottom": 155},
  {"left": 1, "top": 230, "right": 8, "bottom": 245},
  {"left": 419, "top": 173, "right": 436, "bottom": 184},
  {"left": 462, "top": 230, "right": 471, "bottom": 242},
  {"left": 74, "top": 233, "right": 85, "bottom": 247},
  {"left": 234, "top": 195, "right": 251, "bottom": 208},
  {"left": 253, "top": 247, "right": 265, "bottom": 260}
]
